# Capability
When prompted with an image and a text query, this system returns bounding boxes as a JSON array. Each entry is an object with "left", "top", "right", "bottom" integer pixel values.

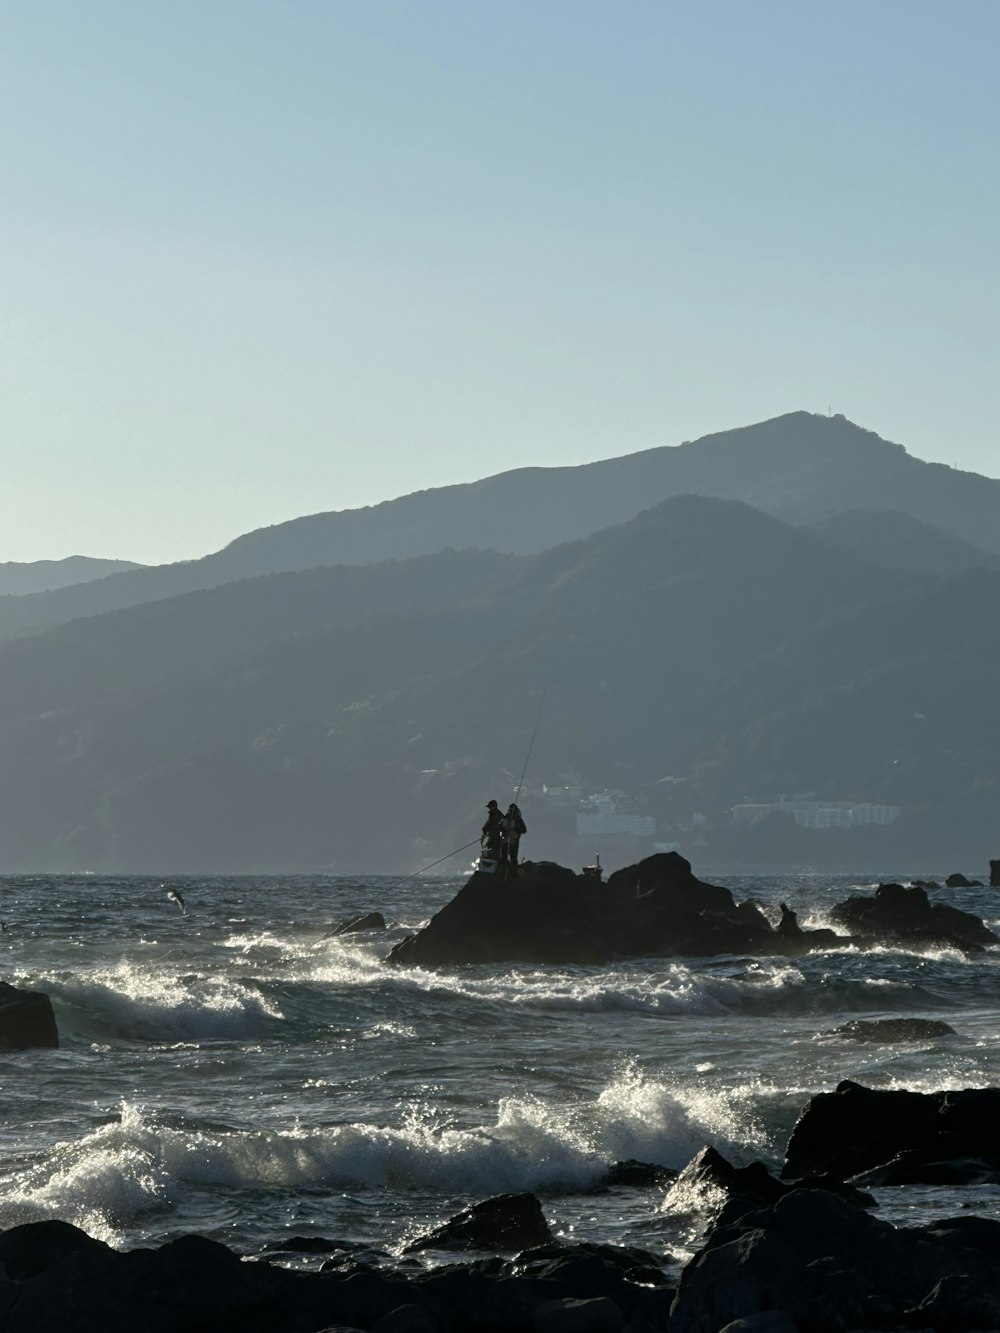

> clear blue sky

[{"left": 3, "top": 0, "right": 998, "bottom": 564}]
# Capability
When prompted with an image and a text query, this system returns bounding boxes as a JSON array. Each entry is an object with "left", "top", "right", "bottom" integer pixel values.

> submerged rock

[
  {"left": 0, "top": 980, "right": 58, "bottom": 1050},
  {"left": 599, "top": 1160, "right": 678, "bottom": 1190},
  {"left": 782, "top": 1079, "right": 1000, "bottom": 1185},
  {"left": 386, "top": 853, "right": 844, "bottom": 967},
  {"left": 826, "top": 1017, "right": 956, "bottom": 1043}
]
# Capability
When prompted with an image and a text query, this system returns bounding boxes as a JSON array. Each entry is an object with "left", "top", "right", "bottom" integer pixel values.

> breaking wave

[{"left": 0, "top": 1064, "right": 767, "bottom": 1242}]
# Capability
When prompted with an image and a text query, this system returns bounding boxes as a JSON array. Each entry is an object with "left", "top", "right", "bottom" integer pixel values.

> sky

[{"left": 2, "top": 0, "right": 999, "bottom": 565}]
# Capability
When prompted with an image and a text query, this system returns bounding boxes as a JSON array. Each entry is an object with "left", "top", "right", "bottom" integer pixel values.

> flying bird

[{"left": 166, "top": 889, "right": 187, "bottom": 915}]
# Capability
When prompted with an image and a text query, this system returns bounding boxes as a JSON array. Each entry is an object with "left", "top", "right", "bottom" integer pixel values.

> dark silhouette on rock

[
  {"left": 386, "top": 853, "right": 844, "bottom": 967},
  {"left": 826, "top": 1017, "right": 956, "bottom": 1043},
  {"left": 945, "top": 872, "right": 983, "bottom": 887},
  {"left": 332, "top": 911, "right": 386, "bottom": 936},
  {"left": 403, "top": 1193, "right": 551, "bottom": 1254},
  {"left": 829, "top": 880, "right": 996, "bottom": 951},
  {"left": 782, "top": 1079, "right": 1000, "bottom": 1186},
  {"left": 0, "top": 981, "right": 58, "bottom": 1050}
]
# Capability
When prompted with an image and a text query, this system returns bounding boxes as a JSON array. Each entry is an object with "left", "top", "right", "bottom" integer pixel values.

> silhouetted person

[
  {"left": 778, "top": 901, "right": 801, "bottom": 937},
  {"left": 481, "top": 800, "right": 503, "bottom": 857},
  {"left": 500, "top": 802, "right": 526, "bottom": 873}
]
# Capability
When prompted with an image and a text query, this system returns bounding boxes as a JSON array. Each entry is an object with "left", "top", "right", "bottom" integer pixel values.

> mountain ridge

[{"left": 2, "top": 410, "right": 998, "bottom": 641}]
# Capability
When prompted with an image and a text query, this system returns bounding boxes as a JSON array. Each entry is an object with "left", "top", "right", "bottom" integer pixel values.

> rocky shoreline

[{"left": 7, "top": 1081, "right": 1000, "bottom": 1331}]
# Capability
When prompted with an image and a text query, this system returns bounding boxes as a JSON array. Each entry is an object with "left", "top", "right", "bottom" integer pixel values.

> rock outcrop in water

[
  {"left": 403, "top": 1193, "right": 551, "bottom": 1253},
  {"left": 991, "top": 858, "right": 1000, "bottom": 887},
  {"left": 0, "top": 980, "right": 58, "bottom": 1050},
  {"left": 829, "top": 880, "right": 996, "bottom": 951},
  {"left": 782, "top": 1079, "right": 1000, "bottom": 1186},
  {"left": 386, "top": 853, "right": 843, "bottom": 966},
  {"left": 385, "top": 853, "right": 998, "bottom": 966},
  {"left": 331, "top": 911, "right": 386, "bottom": 936}
]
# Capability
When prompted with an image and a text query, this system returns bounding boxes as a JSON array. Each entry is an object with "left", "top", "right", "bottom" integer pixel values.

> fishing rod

[
  {"left": 389, "top": 838, "right": 482, "bottom": 890},
  {"left": 513, "top": 688, "right": 545, "bottom": 806}
]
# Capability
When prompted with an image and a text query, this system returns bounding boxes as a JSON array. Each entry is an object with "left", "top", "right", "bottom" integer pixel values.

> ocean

[{"left": 2, "top": 868, "right": 999, "bottom": 1280}]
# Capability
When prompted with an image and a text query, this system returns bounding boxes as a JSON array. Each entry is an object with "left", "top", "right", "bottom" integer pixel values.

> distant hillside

[
  {"left": 0, "top": 556, "right": 141, "bottom": 597},
  {"left": 3, "top": 411, "right": 999, "bottom": 641},
  {"left": 806, "top": 509, "right": 1000, "bottom": 574},
  {"left": 11, "top": 494, "right": 990, "bottom": 874}
]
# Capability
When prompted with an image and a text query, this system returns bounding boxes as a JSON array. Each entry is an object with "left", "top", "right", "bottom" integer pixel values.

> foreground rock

[
  {"left": 670, "top": 1165, "right": 1000, "bottom": 1333},
  {"left": 783, "top": 1079, "right": 1000, "bottom": 1185},
  {"left": 829, "top": 880, "right": 996, "bottom": 950},
  {"left": 0, "top": 1216, "right": 675, "bottom": 1332},
  {"left": 386, "top": 853, "right": 844, "bottom": 966},
  {"left": 0, "top": 980, "right": 58, "bottom": 1050}
]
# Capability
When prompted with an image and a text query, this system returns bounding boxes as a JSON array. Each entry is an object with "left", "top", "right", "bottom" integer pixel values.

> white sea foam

[
  {"left": 41, "top": 965, "right": 283, "bottom": 1042},
  {"left": 296, "top": 941, "right": 826, "bottom": 1018},
  {"left": 0, "top": 1067, "right": 765, "bottom": 1237}
]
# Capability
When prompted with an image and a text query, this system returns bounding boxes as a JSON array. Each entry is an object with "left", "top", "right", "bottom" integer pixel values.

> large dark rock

[
  {"left": 0, "top": 980, "right": 58, "bottom": 1050},
  {"left": 945, "top": 872, "right": 982, "bottom": 888},
  {"left": 386, "top": 853, "right": 843, "bottom": 966},
  {"left": 782, "top": 1079, "right": 1000, "bottom": 1185},
  {"left": 829, "top": 880, "right": 997, "bottom": 950},
  {"left": 991, "top": 859, "right": 1000, "bottom": 887},
  {"left": 403, "top": 1193, "right": 552, "bottom": 1254},
  {"left": 669, "top": 1180, "right": 1000, "bottom": 1333}
]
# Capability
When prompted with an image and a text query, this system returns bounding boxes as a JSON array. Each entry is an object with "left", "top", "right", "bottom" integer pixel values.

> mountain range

[
  {"left": 3, "top": 411, "right": 999, "bottom": 642},
  {"left": 1, "top": 411, "right": 998, "bottom": 873}
]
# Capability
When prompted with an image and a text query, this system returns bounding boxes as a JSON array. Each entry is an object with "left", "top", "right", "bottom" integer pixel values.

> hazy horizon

[{"left": 4, "top": 1, "right": 999, "bottom": 565}]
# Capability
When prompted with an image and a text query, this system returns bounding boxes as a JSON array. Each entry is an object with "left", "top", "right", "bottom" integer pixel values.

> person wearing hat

[{"left": 481, "top": 800, "right": 503, "bottom": 856}]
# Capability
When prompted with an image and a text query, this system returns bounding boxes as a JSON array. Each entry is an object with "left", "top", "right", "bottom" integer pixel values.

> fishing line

[
  {"left": 513, "top": 688, "right": 545, "bottom": 806},
  {"left": 388, "top": 838, "right": 482, "bottom": 890}
]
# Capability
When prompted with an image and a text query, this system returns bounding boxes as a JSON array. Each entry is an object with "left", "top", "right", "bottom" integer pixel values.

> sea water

[{"left": 1, "top": 870, "right": 999, "bottom": 1278}]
